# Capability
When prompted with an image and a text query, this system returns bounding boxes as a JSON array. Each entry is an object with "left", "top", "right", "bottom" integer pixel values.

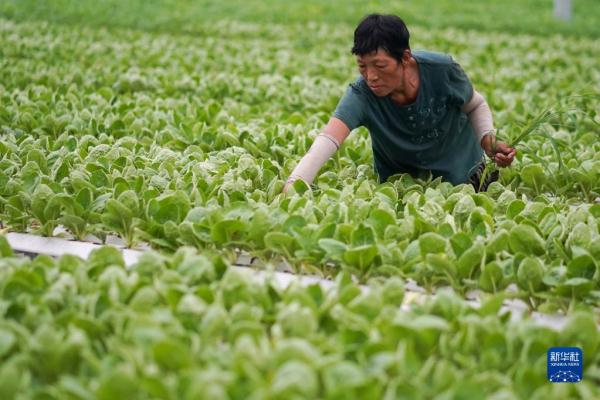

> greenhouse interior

[{"left": 0, "top": 0, "right": 599, "bottom": 398}]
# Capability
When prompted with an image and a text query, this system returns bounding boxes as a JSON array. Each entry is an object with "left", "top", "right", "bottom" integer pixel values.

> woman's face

[{"left": 356, "top": 49, "right": 403, "bottom": 96}]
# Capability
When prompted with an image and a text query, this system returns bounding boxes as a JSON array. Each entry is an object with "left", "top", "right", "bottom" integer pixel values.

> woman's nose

[{"left": 366, "top": 68, "right": 378, "bottom": 82}]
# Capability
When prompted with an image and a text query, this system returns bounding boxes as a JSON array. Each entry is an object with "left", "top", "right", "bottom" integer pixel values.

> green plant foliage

[
  {"left": 0, "top": 249, "right": 597, "bottom": 398},
  {"left": 0, "top": 2, "right": 599, "bottom": 395}
]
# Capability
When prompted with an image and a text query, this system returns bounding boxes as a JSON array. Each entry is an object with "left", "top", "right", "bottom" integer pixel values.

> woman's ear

[{"left": 402, "top": 49, "right": 412, "bottom": 64}]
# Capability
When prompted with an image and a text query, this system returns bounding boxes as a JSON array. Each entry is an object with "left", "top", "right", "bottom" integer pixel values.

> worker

[{"left": 284, "top": 14, "right": 515, "bottom": 193}]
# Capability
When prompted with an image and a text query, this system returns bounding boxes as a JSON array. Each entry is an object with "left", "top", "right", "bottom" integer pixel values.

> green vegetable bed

[
  {"left": 1, "top": 242, "right": 599, "bottom": 399},
  {"left": 0, "top": 0, "right": 599, "bottom": 397}
]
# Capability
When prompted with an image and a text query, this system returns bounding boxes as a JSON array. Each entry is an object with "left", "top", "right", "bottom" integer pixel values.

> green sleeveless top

[{"left": 333, "top": 50, "right": 483, "bottom": 185}]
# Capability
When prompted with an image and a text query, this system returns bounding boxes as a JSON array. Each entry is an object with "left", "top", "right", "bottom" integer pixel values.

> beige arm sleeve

[
  {"left": 462, "top": 90, "right": 495, "bottom": 145},
  {"left": 286, "top": 133, "right": 340, "bottom": 186}
]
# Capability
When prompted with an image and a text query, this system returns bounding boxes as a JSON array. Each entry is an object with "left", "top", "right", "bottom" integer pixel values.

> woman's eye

[{"left": 376, "top": 65, "right": 386, "bottom": 69}]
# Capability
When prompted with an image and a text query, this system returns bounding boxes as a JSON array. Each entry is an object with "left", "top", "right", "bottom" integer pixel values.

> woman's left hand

[{"left": 482, "top": 136, "right": 516, "bottom": 167}]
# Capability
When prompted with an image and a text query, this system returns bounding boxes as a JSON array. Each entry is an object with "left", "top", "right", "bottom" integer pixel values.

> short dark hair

[{"left": 351, "top": 14, "right": 410, "bottom": 62}]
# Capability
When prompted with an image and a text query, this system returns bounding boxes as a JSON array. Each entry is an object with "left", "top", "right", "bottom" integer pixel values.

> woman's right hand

[{"left": 281, "top": 117, "right": 350, "bottom": 194}]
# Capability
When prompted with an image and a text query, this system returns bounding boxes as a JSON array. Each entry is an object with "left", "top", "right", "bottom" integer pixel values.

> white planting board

[{"left": 4, "top": 232, "right": 595, "bottom": 331}]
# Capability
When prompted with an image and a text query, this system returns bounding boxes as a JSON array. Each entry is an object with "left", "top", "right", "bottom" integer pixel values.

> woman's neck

[{"left": 390, "top": 58, "right": 419, "bottom": 106}]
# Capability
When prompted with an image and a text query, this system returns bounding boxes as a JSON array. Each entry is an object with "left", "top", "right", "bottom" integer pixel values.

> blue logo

[{"left": 547, "top": 347, "right": 583, "bottom": 383}]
